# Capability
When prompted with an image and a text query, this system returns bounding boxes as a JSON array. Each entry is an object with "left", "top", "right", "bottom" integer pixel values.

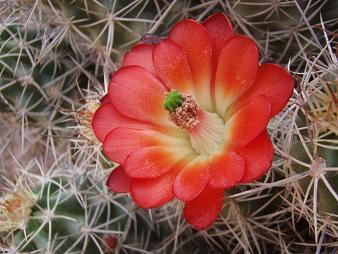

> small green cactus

[{"left": 3, "top": 175, "right": 141, "bottom": 253}]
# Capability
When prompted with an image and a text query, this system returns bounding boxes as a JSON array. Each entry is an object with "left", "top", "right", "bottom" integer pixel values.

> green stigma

[{"left": 163, "top": 90, "right": 184, "bottom": 112}]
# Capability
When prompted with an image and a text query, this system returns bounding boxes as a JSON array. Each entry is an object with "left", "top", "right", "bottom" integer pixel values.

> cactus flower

[
  {"left": 92, "top": 13, "right": 293, "bottom": 229},
  {"left": 0, "top": 188, "right": 35, "bottom": 232}
]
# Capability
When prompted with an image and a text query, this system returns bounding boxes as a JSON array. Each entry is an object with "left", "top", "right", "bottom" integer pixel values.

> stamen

[{"left": 168, "top": 95, "right": 200, "bottom": 129}]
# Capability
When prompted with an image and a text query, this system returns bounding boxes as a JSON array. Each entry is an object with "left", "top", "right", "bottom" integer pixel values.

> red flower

[
  {"left": 103, "top": 234, "right": 118, "bottom": 251},
  {"left": 92, "top": 13, "right": 293, "bottom": 230}
]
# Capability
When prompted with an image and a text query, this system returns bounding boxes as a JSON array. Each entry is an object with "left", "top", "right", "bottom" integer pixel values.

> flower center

[
  {"left": 164, "top": 91, "right": 225, "bottom": 155},
  {"left": 163, "top": 90, "right": 200, "bottom": 129}
]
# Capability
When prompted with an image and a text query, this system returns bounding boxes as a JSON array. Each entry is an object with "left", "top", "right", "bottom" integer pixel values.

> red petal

[
  {"left": 209, "top": 150, "right": 245, "bottom": 188},
  {"left": 92, "top": 103, "right": 147, "bottom": 142},
  {"left": 106, "top": 165, "right": 131, "bottom": 193},
  {"left": 229, "top": 64, "right": 294, "bottom": 117},
  {"left": 173, "top": 156, "right": 211, "bottom": 202},
  {"left": 183, "top": 186, "right": 224, "bottom": 230},
  {"left": 169, "top": 19, "right": 212, "bottom": 110},
  {"left": 153, "top": 39, "right": 195, "bottom": 95},
  {"left": 103, "top": 128, "right": 160, "bottom": 164},
  {"left": 108, "top": 66, "right": 170, "bottom": 126},
  {"left": 103, "top": 127, "right": 188, "bottom": 164},
  {"left": 202, "top": 13, "right": 234, "bottom": 67},
  {"left": 225, "top": 95, "right": 270, "bottom": 147},
  {"left": 214, "top": 36, "right": 258, "bottom": 117},
  {"left": 100, "top": 94, "right": 110, "bottom": 104},
  {"left": 124, "top": 146, "right": 192, "bottom": 178},
  {"left": 123, "top": 44, "right": 156, "bottom": 74},
  {"left": 131, "top": 167, "right": 180, "bottom": 208},
  {"left": 235, "top": 132, "right": 274, "bottom": 183}
]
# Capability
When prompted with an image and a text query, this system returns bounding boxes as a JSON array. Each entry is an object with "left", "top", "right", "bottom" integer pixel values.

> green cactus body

[{"left": 1, "top": 1, "right": 337, "bottom": 253}]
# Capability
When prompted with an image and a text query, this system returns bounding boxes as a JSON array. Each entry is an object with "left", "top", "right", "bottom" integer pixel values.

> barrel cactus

[{"left": 0, "top": 1, "right": 337, "bottom": 253}]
